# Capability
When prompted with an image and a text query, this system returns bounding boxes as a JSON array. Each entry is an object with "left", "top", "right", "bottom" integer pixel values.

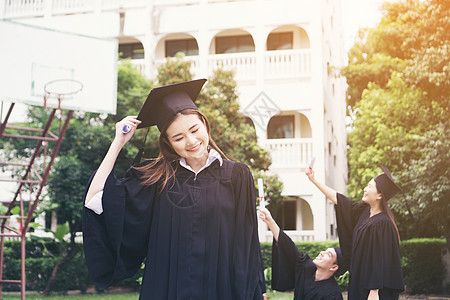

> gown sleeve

[
  {"left": 82, "top": 167, "right": 157, "bottom": 288},
  {"left": 335, "top": 193, "right": 368, "bottom": 262},
  {"left": 84, "top": 190, "right": 104, "bottom": 214},
  {"left": 231, "top": 163, "right": 266, "bottom": 298},
  {"left": 271, "top": 229, "right": 310, "bottom": 292},
  {"left": 361, "top": 218, "right": 404, "bottom": 292}
]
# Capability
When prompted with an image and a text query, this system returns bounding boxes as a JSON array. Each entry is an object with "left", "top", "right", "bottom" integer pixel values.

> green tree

[{"left": 342, "top": 0, "right": 449, "bottom": 245}]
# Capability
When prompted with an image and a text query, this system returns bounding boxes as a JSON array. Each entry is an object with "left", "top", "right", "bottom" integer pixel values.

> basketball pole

[{"left": 0, "top": 101, "right": 74, "bottom": 299}]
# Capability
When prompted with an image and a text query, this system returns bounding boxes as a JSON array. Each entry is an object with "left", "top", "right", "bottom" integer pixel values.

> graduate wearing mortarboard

[
  {"left": 258, "top": 207, "right": 347, "bottom": 299},
  {"left": 305, "top": 166, "right": 404, "bottom": 300},
  {"left": 82, "top": 79, "right": 266, "bottom": 299}
]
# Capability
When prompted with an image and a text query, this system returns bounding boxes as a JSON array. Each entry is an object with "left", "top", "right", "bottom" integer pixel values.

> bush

[
  {"left": 401, "top": 238, "right": 446, "bottom": 294},
  {"left": 2, "top": 241, "right": 90, "bottom": 293},
  {"left": 3, "top": 239, "right": 142, "bottom": 293}
]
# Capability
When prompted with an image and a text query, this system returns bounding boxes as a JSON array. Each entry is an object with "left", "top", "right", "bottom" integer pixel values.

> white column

[
  {"left": 94, "top": 0, "right": 102, "bottom": 14},
  {"left": 312, "top": 193, "right": 327, "bottom": 240},
  {"left": 144, "top": 0, "right": 156, "bottom": 78},
  {"left": 197, "top": 0, "right": 209, "bottom": 78},
  {"left": 0, "top": 0, "right": 5, "bottom": 19},
  {"left": 44, "top": 0, "right": 52, "bottom": 18},
  {"left": 254, "top": 0, "right": 265, "bottom": 90}
]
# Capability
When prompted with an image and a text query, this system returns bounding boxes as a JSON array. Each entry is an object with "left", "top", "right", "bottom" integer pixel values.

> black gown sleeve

[
  {"left": 82, "top": 168, "right": 157, "bottom": 288},
  {"left": 231, "top": 163, "right": 266, "bottom": 298},
  {"left": 335, "top": 193, "right": 368, "bottom": 262},
  {"left": 271, "top": 230, "right": 310, "bottom": 292},
  {"left": 361, "top": 218, "right": 404, "bottom": 292}
]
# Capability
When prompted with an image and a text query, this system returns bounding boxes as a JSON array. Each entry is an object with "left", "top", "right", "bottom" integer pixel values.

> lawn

[{"left": 3, "top": 291, "right": 294, "bottom": 299}]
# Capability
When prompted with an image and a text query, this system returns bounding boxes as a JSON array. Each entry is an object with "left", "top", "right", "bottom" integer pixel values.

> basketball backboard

[{"left": 0, "top": 20, "right": 117, "bottom": 114}]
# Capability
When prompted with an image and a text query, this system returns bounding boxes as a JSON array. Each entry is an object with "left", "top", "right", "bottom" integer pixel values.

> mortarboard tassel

[{"left": 133, "top": 128, "right": 150, "bottom": 165}]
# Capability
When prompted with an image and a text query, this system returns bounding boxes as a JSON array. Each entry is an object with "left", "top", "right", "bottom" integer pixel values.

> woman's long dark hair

[
  {"left": 133, "top": 109, "right": 227, "bottom": 192},
  {"left": 378, "top": 191, "right": 401, "bottom": 242}
]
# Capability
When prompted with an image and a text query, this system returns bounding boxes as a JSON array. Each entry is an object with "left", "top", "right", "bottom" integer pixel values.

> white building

[{"left": 1, "top": 0, "right": 348, "bottom": 241}]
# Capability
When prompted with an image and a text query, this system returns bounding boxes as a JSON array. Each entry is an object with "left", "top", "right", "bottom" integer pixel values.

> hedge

[
  {"left": 3, "top": 238, "right": 141, "bottom": 293},
  {"left": 2, "top": 238, "right": 447, "bottom": 294},
  {"left": 400, "top": 238, "right": 446, "bottom": 294}
]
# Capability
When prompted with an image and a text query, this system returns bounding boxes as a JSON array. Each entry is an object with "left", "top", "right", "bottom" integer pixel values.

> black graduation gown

[
  {"left": 82, "top": 159, "right": 266, "bottom": 300},
  {"left": 272, "top": 230, "right": 343, "bottom": 300},
  {"left": 335, "top": 193, "right": 404, "bottom": 300}
]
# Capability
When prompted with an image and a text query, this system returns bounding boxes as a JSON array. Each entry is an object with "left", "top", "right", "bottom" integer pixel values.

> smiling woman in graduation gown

[
  {"left": 335, "top": 193, "right": 404, "bottom": 299},
  {"left": 83, "top": 158, "right": 264, "bottom": 299},
  {"left": 82, "top": 79, "right": 265, "bottom": 299}
]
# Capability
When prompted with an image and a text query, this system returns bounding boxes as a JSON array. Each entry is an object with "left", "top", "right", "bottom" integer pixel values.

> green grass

[
  {"left": 2, "top": 291, "right": 294, "bottom": 299},
  {"left": 2, "top": 293, "right": 139, "bottom": 300}
]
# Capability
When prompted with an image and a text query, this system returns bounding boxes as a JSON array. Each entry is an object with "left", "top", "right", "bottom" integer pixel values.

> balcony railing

[
  {"left": 263, "top": 138, "right": 313, "bottom": 169},
  {"left": 3, "top": 0, "right": 46, "bottom": 17},
  {"left": 1, "top": 0, "right": 253, "bottom": 17},
  {"left": 128, "top": 59, "right": 146, "bottom": 75},
  {"left": 264, "top": 49, "right": 311, "bottom": 79},
  {"left": 207, "top": 52, "right": 257, "bottom": 81},
  {"left": 52, "top": 0, "right": 94, "bottom": 14},
  {"left": 154, "top": 56, "right": 200, "bottom": 78},
  {"left": 154, "top": 50, "right": 311, "bottom": 81},
  {"left": 101, "top": 0, "right": 148, "bottom": 10},
  {"left": 2, "top": 0, "right": 148, "bottom": 17},
  {"left": 260, "top": 230, "right": 314, "bottom": 243}
]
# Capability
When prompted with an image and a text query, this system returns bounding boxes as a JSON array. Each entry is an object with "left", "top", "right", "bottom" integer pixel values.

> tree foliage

[{"left": 342, "top": 0, "right": 449, "bottom": 245}]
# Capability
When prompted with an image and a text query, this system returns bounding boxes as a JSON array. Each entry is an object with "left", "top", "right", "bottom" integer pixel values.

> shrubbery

[
  {"left": 3, "top": 238, "right": 141, "bottom": 293},
  {"left": 2, "top": 238, "right": 447, "bottom": 294},
  {"left": 401, "top": 238, "right": 446, "bottom": 294}
]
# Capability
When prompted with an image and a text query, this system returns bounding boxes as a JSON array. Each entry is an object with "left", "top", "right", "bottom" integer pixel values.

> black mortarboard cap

[
  {"left": 137, "top": 79, "right": 207, "bottom": 132},
  {"left": 333, "top": 246, "right": 349, "bottom": 277},
  {"left": 374, "top": 165, "right": 403, "bottom": 201}
]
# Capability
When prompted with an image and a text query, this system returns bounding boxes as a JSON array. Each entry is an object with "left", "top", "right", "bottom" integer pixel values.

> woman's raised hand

[
  {"left": 258, "top": 206, "right": 274, "bottom": 226},
  {"left": 114, "top": 116, "right": 142, "bottom": 146},
  {"left": 304, "top": 167, "right": 315, "bottom": 182}
]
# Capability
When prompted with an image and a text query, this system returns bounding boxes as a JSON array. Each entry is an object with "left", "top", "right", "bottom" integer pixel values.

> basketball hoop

[{"left": 43, "top": 79, "right": 83, "bottom": 109}]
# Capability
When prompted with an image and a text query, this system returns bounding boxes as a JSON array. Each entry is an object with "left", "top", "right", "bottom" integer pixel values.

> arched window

[
  {"left": 165, "top": 38, "right": 199, "bottom": 57},
  {"left": 267, "top": 32, "right": 293, "bottom": 51},
  {"left": 119, "top": 40, "right": 144, "bottom": 59},
  {"left": 299, "top": 199, "right": 313, "bottom": 230},
  {"left": 212, "top": 30, "right": 255, "bottom": 54},
  {"left": 267, "top": 115, "right": 294, "bottom": 139},
  {"left": 266, "top": 26, "right": 310, "bottom": 50},
  {"left": 276, "top": 198, "right": 314, "bottom": 231},
  {"left": 215, "top": 35, "right": 255, "bottom": 54},
  {"left": 243, "top": 116, "right": 255, "bottom": 128},
  {"left": 277, "top": 199, "right": 297, "bottom": 230},
  {"left": 267, "top": 113, "right": 311, "bottom": 139},
  {"left": 299, "top": 114, "right": 312, "bottom": 138}
]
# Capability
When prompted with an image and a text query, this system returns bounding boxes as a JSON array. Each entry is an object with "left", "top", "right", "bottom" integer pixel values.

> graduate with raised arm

[
  {"left": 82, "top": 79, "right": 266, "bottom": 299},
  {"left": 258, "top": 207, "right": 346, "bottom": 300},
  {"left": 305, "top": 166, "right": 404, "bottom": 300}
]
